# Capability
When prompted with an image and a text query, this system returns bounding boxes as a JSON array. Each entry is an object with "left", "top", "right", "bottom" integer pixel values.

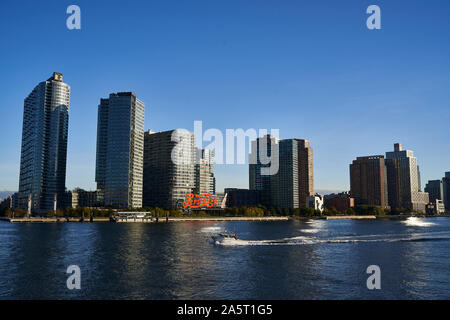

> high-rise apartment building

[
  {"left": 18, "top": 72, "right": 70, "bottom": 213},
  {"left": 271, "top": 139, "right": 299, "bottom": 208},
  {"left": 249, "top": 136, "right": 314, "bottom": 208},
  {"left": 424, "top": 180, "right": 444, "bottom": 204},
  {"left": 249, "top": 135, "right": 278, "bottom": 206},
  {"left": 297, "top": 139, "right": 314, "bottom": 208},
  {"left": 143, "top": 130, "right": 195, "bottom": 209},
  {"left": 349, "top": 155, "right": 389, "bottom": 208},
  {"left": 443, "top": 172, "right": 450, "bottom": 211},
  {"left": 385, "top": 143, "right": 429, "bottom": 213},
  {"left": 95, "top": 92, "right": 145, "bottom": 208},
  {"left": 194, "top": 148, "right": 215, "bottom": 194}
]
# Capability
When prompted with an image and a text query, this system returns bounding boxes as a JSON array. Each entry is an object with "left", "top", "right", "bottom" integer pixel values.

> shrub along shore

[{"left": 1, "top": 204, "right": 443, "bottom": 220}]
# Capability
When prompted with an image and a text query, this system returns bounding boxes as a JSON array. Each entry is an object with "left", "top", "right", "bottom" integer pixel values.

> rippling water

[{"left": 1, "top": 217, "right": 450, "bottom": 299}]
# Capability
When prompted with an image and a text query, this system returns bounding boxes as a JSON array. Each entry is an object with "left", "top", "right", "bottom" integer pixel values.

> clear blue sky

[{"left": 1, "top": 0, "right": 449, "bottom": 193}]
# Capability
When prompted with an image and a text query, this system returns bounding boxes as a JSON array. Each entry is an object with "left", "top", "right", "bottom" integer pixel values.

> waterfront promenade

[
  {"left": 0, "top": 216, "right": 289, "bottom": 223},
  {"left": 1, "top": 214, "right": 447, "bottom": 223}
]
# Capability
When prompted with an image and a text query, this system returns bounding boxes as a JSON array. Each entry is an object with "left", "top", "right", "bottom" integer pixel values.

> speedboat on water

[{"left": 212, "top": 233, "right": 238, "bottom": 244}]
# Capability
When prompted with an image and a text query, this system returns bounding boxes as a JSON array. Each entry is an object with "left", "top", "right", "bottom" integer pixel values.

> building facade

[
  {"left": 426, "top": 199, "right": 445, "bottom": 215},
  {"left": 18, "top": 72, "right": 70, "bottom": 213},
  {"left": 67, "top": 188, "right": 98, "bottom": 208},
  {"left": 194, "top": 148, "right": 215, "bottom": 194},
  {"left": 271, "top": 139, "right": 299, "bottom": 208},
  {"left": 385, "top": 143, "right": 429, "bottom": 213},
  {"left": 249, "top": 135, "right": 278, "bottom": 206},
  {"left": 95, "top": 92, "right": 145, "bottom": 208},
  {"left": 224, "top": 188, "right": 261, "bottom": 208},
  {"left": 324, "top": 192, "right": 355, "bottom": 212},
  {"left": 425, "top": 180, "right": 444, "bottom": 204},
  {"left": 296, "top": 139, "right": 314, "bottom": 208},
  {"left": 143, "top": 130, "right": 195, "bottom": 209},
  {"left": 249, "top": 136, "right": 314, "bottom": 209},
  {"left": 443, "top": 172, "right": 450, "bottom": 211},
  {"left": 350, "top": 155, "right": 389, "bottom": 208},
  {"left": 307, "top": 194, "right": 324, "bottom": 212}
]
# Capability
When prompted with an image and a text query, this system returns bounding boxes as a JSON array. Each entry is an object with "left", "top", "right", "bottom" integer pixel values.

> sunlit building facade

[
  {"left": 143, "top": 130, "right": 195, "bottom": 209},
  {"left": 350, "top": 155, "right": 389, "bottom": 208},
  {"left": 385, "top": 143, "right": 429, "bottom": 213},
  {"left": 18, "top": 72, "right": 70, "bottom": 213},
  {"left": 249, "top": 136, "right": 314, "bottom": 209},
  {"left": 194, "top": 148, "right": 215, "bottom": 195},
  {"left": 95, "top": 92, "right": 145, "bottom": 208}
]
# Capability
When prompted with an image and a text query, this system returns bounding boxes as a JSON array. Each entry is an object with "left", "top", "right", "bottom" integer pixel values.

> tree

[
  {"left": 300, "top": 207, "right": 314, "bottom": 217},
  {"left": 13, "top": 209, "right": 26, "bottom": 218},
  {"left": 4, "top": 208, "right": 12, "bottom": 217},
  {"left": 82, "top": 207, "right": 90, "bottom": 219},
  {"left": 327, "top": 206, "right": 339, "bottom": 216},
  {"left": 55, "top": 209, "right": 64, "bottom": 217},
  {"left": 345, "top": 208, "right": 355, "bottom": 216}
]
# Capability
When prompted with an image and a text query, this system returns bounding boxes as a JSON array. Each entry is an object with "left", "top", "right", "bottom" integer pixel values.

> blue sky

[{"left": 0, "top": 0, "right": 449, "bottom": 193}]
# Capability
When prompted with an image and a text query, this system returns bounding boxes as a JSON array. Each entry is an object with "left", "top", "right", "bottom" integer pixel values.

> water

[{"left": 1, "top": 217, "right": 450, "bottom": 299}]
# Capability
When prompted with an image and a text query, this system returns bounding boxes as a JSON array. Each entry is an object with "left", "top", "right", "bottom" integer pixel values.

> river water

[{"left": 1, "top": 217, "right": 450, "bottom": 299}]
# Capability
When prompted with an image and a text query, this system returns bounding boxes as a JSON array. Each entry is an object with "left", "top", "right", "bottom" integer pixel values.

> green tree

[
  {"left": 300, "top": 207, "right": 314, "bottom": 217},
  {"left": 345, "top": 208, "right": 355, "bottom": 216}
]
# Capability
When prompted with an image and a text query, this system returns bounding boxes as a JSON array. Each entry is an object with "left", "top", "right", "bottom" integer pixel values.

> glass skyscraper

[
  {"left": 249, "top": 135, "right": 278, "bottom": 206},
  {"left": 18, "top": 72, "right": 70, "bottom": 213},
  {"left": 249, "top": 136, "right": 314, "bottom": 209},
  {"left": 95, "top": 92, "right": 145, "bottom": 208},
  {"left": 194, "top": 148, "right": 215, "bottom": 195}
]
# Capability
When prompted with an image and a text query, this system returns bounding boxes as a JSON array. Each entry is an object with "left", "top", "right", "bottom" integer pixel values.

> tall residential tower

[
  {"left": 249, "top": 136, "right": 314, "bottom": 208},
  {"left": 350, "top": 155, "right": 389, "bottom": 208},
  {"left": 18, "top": 72, "right": 70, "bottom": 213},
  {"left": 95, "top": 92, "right": 145, "bottom": 208},
  {"left": 143, "top": 130, "right": 195, "bottom": 209},
  {"left": 443, "top": 172, "right": 450, "bottom": 211},
  {"left": 194, "top": 148, "right": 215, "bottom": 194},
  {"left": 385, "top": 143, "right": 429, "bottom": 213}
]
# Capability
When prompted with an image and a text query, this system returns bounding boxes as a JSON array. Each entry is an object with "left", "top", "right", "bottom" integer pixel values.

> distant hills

[
  {"left": 316, "top": 189, "right": 346, "bottom": 196},
  {"left": 0, "top": 191, "right": 15, "bottom": 201}
]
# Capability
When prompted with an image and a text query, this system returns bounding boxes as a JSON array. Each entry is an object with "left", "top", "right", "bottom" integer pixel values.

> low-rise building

[
  {"left": 224, "top": 188, "right": 261, "bottom": 208},
  {"left": 324, "top": 192, "right": 355, "bottom": 212},
  {"left": 307, "top": 193, "right": 324, "bottom": 212},
  {"left": 426, "top": 199, "right": 445, "bottom": 215},
  {"left": 66, "top": 189, "right": 98, "bottom": 208}
]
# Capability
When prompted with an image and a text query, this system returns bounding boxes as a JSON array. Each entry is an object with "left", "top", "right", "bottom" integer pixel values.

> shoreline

[
  {"left": 0, "top": 216, "right": 290, "bottom": 223},
  {"left": 1, "top": 214, "right": 449, "bottom": 223}
]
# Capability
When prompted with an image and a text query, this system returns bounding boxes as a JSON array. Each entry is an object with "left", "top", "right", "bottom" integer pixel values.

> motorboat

[{"left": 212, "top": 233, "right": 238, "bottom": 243}]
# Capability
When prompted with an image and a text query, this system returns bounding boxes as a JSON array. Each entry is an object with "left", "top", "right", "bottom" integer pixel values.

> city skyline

[
  {"left": 1, "top": 70, "right": 449, "bottom": 196},
  {"left": 1, "top": 1, "right": 450, "bottom": 193}
]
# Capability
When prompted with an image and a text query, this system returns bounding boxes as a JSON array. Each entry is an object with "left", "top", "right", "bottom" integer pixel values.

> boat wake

[
  {"left": 212, "top": 231, "right": 450, "bottom": 246},
  {"left": 401, "top": 217, "right": 436, "bottom": 227}
]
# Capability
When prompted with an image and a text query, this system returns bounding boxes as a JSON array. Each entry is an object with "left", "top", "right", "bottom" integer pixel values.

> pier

[{"left": 325, "top": 215, "right": 376, "bottom": 220}]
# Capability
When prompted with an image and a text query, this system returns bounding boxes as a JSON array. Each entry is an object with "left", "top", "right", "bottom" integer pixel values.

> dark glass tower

[
  {"left": 18, "top": 72, "right": 70, "bottom": 214},
  {"left": 95, "top": 92, "right": 145, "bottom": 208}
]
